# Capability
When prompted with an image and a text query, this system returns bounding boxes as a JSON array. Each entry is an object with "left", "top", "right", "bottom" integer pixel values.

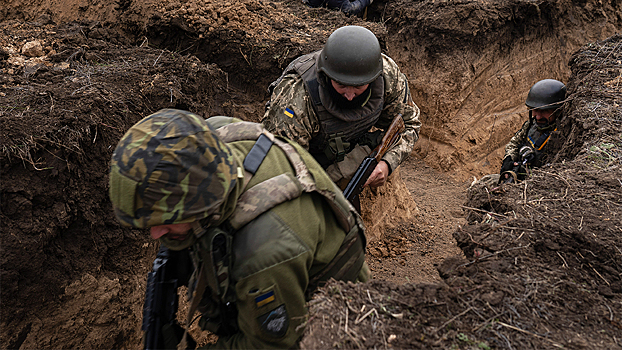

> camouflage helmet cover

[
  {"left": 525, "top": 79, "right": 566, "bottom": 110},
  {"left": 317, "top": 25, "right": 383, "bottom": 86},
  {"left": 109, "top": 109, "right": 237, "bottom": 228}
]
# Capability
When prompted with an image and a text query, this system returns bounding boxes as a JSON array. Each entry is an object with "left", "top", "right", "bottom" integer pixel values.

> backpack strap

[
  {"left": 243, "top": 134, "right": 273, "bottom": 175},
  {"left": 228, "top": 173, "right": 303, "bottom": 230},
  {"left": 214, "top": 121, "right": 359, "bottom": 235}
]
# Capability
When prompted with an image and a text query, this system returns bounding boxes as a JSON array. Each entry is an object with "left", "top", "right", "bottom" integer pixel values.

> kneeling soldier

[{"left": 108, "top": 109, "right": 370, "bottom": 349}]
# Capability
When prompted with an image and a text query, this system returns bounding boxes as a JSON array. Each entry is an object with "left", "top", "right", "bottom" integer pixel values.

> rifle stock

[{"left": 343, "top": 114, "right": 405, "bottom": 204}]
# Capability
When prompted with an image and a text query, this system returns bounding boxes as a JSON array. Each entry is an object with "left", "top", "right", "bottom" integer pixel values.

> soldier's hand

[
  {"left": 499, "top": 156, "right": 514, "bottom": 174},
  {"left": 364, "top": 161, "right": 389, "bottom": 188},
  {"left": 519, "top": 146, "right": 536, "bottom": 165}
]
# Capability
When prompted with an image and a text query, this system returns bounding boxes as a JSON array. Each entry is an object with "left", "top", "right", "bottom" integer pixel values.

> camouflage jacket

[
  {"left": 262, "top": 53, "right": 421, "bottom": 174},
  {"left": 199, "top": 119, "right": 369, "bottom": 349}
]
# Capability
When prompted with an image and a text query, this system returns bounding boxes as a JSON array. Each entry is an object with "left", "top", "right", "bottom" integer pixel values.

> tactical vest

[
  {"left": 269, "top": 51, "right": 385, "bottom": 168},
  {"left": 525, "top": 120, "right": 558, "bottom": 167},
  {"left": 180, "top": 121, "right": 367, "bottom": 342}
]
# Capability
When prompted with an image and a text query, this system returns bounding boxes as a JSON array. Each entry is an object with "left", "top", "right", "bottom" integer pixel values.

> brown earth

[{"left": 1, "top": 0, "right": 621, "bottom": 349}]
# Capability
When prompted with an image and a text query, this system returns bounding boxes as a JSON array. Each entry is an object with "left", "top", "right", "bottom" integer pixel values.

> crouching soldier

[
  {"left": 108, "top": 109, "right": 370, "bottom": 349},
  {"left": 262, "top": 25, "right": 421, "bottom": 191},
  {"left": 499, "top": 79, "right": 567, "bottom": 183}
]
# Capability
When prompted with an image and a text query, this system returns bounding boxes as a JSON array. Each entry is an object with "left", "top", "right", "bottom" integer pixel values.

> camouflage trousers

[{"left": 325, "top": 144, "right": 372, "bottom": 189}]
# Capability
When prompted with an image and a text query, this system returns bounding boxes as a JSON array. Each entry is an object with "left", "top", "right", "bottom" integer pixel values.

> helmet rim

[{"left": 525, "top": 79, "right": 566, "bottom": 110}]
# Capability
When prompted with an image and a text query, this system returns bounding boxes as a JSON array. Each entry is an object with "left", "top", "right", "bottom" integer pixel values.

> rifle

[
  {"left": 343, "top": 114, "right": 405, "bottom": 210},
  {"left": 499, "top": 146, "right": 535, "bottom": 184},
  {"left": 143, "top": 246, "right": 195, "bottom": 350}
]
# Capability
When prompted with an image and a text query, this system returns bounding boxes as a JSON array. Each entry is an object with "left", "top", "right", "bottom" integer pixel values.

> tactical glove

[
  {"left": 519, "top": 145, "right": 535, "bottom": 165},
  {"left": 499, "top": 156, "right": 514, "bottom": 174}
]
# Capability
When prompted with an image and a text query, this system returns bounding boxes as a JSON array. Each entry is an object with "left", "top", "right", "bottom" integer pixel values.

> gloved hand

[
  {"left": 519, "top": 146, "right": 535, "bottom": 165},
  {"left": 499, "top": 156, "right": 514, "bottom": 174}
]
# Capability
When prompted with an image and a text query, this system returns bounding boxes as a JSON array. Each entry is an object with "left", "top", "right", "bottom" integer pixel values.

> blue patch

[{"left": 284, "top": 108, "right": 294, "bottom": 118}]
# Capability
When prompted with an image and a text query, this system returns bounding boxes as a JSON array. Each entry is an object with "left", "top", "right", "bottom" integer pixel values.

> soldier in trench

[
  {"left": 262, "top": 25, "right": 421, "bottom": 192},
  {"left": 476, "top": 79, "right": 567, "bottom": 188},
  {"left": 498, "top": 79, "right": 567, "bottom": 183},
  {"left": 108, "top": 109, "right": 370, "bottom": 349}
]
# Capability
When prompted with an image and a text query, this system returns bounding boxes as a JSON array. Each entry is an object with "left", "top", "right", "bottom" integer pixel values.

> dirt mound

[
  {"left": 0, "top": 21, "right": 236, "bottom": 349},
  {"left": 0, "top": 3, "right": 398, "bottom": 348},
  {"left": 302, "top": 35, "right": 622, "bottom": 349},
  {"left": 1, "top": 0, "right": 621, "bottom": 349}
]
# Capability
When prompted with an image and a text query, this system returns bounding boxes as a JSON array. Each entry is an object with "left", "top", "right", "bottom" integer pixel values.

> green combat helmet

[
  {"left": 108, "top": 109, "right": 238, "bottom": 229},
  {"left": 317, "top": 25, "right": 383, "bottom": 86},
  {"left": 525, "top": 79, "right": 566, "bottom": 110}
]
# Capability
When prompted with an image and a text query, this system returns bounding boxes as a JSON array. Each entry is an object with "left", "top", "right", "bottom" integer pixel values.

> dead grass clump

[{"left": 566, "top": 34, "right": 622, "bottom": 168}]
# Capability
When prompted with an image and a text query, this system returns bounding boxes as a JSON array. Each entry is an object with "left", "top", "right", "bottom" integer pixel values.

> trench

[
  {"left": 1, "top": 0, "right": 620, "bottom": 348},
  {"left": 134, "top": 0, "right": 603, "bottom": 181}
]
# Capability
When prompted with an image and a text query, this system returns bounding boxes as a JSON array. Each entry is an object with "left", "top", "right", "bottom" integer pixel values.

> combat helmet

[
  {"left": 108, "top": 109, "right": 238, "bottom": 229},
  {"left": 525, "top": 79, "right": 566, "bottom": 110},
  {"left": 317, "top": 26, "right": 383, "bottom": 86}
]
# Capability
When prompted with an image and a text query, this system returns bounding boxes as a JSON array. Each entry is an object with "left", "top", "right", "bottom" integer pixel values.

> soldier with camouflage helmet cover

[
  {"left": 262, "top": 25, "right": 421, "bottom": 190},
  {"left": 109, "top": 108, "right": 369, "bottom": 349}
]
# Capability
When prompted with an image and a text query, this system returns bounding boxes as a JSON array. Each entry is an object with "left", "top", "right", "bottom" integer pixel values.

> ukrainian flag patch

[
  {"left": 255, "top": 291, "right": 275, "bottom": 307},
  {"left": 284, "top": 108, "right": 294, "bottom": 118}
]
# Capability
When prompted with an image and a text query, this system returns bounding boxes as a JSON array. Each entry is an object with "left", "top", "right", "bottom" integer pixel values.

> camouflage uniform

[
  {"left": 109, "top": 109, "right": 369, "bottom": 349},
  {"left": 262, "top": 52, "right": 421, "bottom": 185},
  {"left": 472, "top": 117, "right": 562, "bottom": 190},
  {"left": 504, "top": 118, "right": 561, "bottom": 167}
]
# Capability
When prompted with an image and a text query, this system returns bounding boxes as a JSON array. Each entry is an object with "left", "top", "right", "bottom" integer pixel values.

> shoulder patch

[
  {"left": 257, "top": 304, "right": 289, "bottom": 338},
  {"left": 284, "top": 107, "right": 294, "bottom": 118}
]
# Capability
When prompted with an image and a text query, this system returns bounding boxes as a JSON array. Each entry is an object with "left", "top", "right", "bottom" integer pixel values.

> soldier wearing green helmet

[
  {"left": 109, "top": 109, "right": 369, "bottom": 349},
  {"left": 262, "top": 25, "right": 421, "bottom": 191},
  {"left": 499, "top": 79, "right": 567, "bottom": 183}
]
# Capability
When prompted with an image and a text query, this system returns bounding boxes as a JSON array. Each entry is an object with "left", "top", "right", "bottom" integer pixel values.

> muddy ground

[{"left": 1, "top": 0, "right": 621, "bottom": 349}]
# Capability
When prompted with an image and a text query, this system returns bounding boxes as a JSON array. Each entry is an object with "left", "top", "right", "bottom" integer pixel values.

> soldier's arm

[
  {"left": 261, "top": 74, "right": 319, "bottom": 150},
  {"left": 374, "top": 55, "right": 421, "bottom": 173},
  {"left": 203, "top": 193, "right": 344, "bottom": 350},
  {"left": 202, "top": 254, "right": 311, "bottom": 350},
  {"left": 504, "top": 119, "right": 531, "bottom": 161}
]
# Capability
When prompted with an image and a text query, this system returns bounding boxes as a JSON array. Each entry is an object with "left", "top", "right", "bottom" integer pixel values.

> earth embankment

[{"left": 1, "top": 0, "right": 621, "bottom": 349}]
